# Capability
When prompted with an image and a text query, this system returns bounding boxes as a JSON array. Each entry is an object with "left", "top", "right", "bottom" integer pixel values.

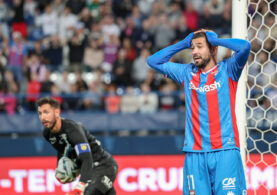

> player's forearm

[
  {"left": 214, "top": 38, "right": 250, "bottom": 62},
  {"left": 147, "top": 33, "right": 193, "bottom": 68},
  {"left": 79, "top": 153, "right": 94, "bottom": 182},
  {"left": 206, "top": 31, "right": 251, "bottom": 66}
]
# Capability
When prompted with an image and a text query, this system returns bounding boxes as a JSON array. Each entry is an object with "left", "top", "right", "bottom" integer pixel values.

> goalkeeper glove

[{"left": 66, "top": 182, "right": 87, "bottom": 195}]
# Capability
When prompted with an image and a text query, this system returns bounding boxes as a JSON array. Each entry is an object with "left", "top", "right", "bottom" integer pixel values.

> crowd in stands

[{"left": 0, "top": 0, "right": 275, "bottom": 116}]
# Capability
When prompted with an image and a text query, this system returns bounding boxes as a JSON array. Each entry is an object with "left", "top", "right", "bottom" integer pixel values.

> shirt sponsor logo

[
  {"left": 227, "top": 191, "right": 234, "bottom": 195},
  {"left": 189, "top": 81, "right": 221, "bottom": 93},
  {"left": 222, "top": 177, "right": 236, "bottom": 190}
]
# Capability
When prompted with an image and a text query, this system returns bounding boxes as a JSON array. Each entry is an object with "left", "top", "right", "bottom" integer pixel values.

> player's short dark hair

[
  {"left": 192, "top": 31, "right": 213, "bottom": 50},
  {"left": 36, "top": 97, "right": 60, "bottom": 109}
]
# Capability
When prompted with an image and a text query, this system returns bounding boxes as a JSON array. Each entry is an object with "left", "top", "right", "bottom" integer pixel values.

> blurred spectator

[
  {"left": 120, "top": 86, "right": 139, "bottom": 113},
  {"left": 206, "top": 0, "right": 224, "bottom": 15},
  {"left": 26, "top": 72, "right": 41, "bottom": 111},
  {"left": 51, "top": 0, "right": 65, "bottom": 16},
  {"left": 59, "top": 6, "right": 78, "bottom": 42},
  {"left": 112, "top": 48, "right": 133, "bottom": 86},
  {"left": 149, "top": 1, "right": 166, "bottom": 17},
  {"left": 66, "top": 0, "right": 86, "bottom": 15},
  {"left": 104, "top": 83, "right": 120, "bottom": 113},
  {"left": 175, "top": 16, "right": 192, "bottom": 41},
  {"left": 75, "top": 71, "right": 88, "bottom": 92},
  {"left": 35, "top": 4, "right": 58, "bottom": 36},
  {"left": 50, "top": 83, "right": 63, "bottom": 105},
  {"left": 130, "top": 5, "right": 144, "bottom": 28},
  {"left": 152, "top": 13, "right": 175, "bottom": 51},
  {"left": 11, "top": 0, "right": 27, "bottom": 38},
  {"left": 26, "top": 53, "right": 47, "bottom": 82},
  {"left": 112, "top": 0, "right": 133, "bottom": 19},
  {"left": 167, "top": 2, "right": 182, "bottom": 28},
  {"left": 55, "top": 71, "right": 71, "bottom": 93},
  {"left": 102, "top": 35, "right": 120, "bottom": 72},
  {"left": 144, "top": 69, "right": 163, "bottom": 91},
  {"left": 183, "top": 1, "right": 198, "bottom": 31},
  {"left": 83, "top": 38, "right": 104, "bottom": 71},
  {"left": 0, "top": 23, "right": 9, "bottom": 43},
  {"left": 132, "top": 18, "right": 153, "bottom": 54},
  {"left": 221, "top": 1, "right": 232, "bottom": 35},
  {"left": 83, "top": 81, "right": 103, "bottom": 110},
  {"left": 40, "top": 69, "right": 53, "bottom": 94},
  {"left": 3, "top": 70, "right": 18, "bottom": 94},
  {"left": 0, "top": 48, "right": 7, "bottom": 71},
  {"left": 120, "top": 16, "right": 136, "bottom": 42},
  {"left": 86, "top": 0, "right": 102, "bottom": 20},
  {"left": 101, "top": 15, "right": 120, "bottom": 43},
  {"left": 198, "top": 4, "right": 212, "bottom": 30},
  {"left": 62, "top": 82, "right": 83, "bottom": 111},
  {"left": 43, "top": 35, "right": 63, "bottom": 72},
  {"left": 132, "top": 48, "right": 150, "bottom": 85},
  {"left": 7, "top": 31, "right": 28, "bottom": 84},
  {"left": 29, "top": 39, "right": 44, "bottom": 57},
  {"left": 137, "top": 0, "right": 154, "bottom": 17},
  {"left": 0, "top": 84, "right": 17, "bottom": 115},
  {"left": 122, "top": 37, "right": 136, "bottom": 62},
  {"left": 79, "top": 8, "right": 94, "bottom": 31},
  {"left": 67, "top": 26, "right": 87, "bottom": 72},
  {"left": 159, "top": 82, "right": 178, "bottom": 111},
  {"left": 0, "top": 0, "right": 9, "bottom": 23},
  {"left": 138, "top": 83, "right": 158, "bottom": 113},
  {"left": 89, "top": 21, "right": 102, "bottom": 40}
]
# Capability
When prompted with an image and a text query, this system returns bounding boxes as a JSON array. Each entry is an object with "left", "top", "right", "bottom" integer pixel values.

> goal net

[{"left": 245, "top": 0, "right": 277, "bottom": 194}]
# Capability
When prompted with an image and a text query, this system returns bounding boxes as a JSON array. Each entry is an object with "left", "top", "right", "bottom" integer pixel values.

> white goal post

[
  {"left": 232, "top": 0, "right": 248, "bottom": 169},
  {"left": 233, "top": 0, "right": 277, "bottom": 194}
]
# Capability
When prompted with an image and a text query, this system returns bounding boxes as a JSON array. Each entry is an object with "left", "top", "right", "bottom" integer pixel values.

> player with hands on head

[
  {"left": 147, "top": 29, "right": 251, "bottom": 194},
  {"left": 37, "top": 97, "right": 118, "bottom": 195}
]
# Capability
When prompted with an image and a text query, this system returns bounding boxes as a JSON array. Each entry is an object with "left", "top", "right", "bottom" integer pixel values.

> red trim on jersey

[
  {"left": 191, "top": 71, "right": 201, "bottom": 150},
  {"left": 206, "top": 70, "right": 222, "bottom": 149},
  {"left": 229, "top": 78, "right": 240, "bottom": 148}
]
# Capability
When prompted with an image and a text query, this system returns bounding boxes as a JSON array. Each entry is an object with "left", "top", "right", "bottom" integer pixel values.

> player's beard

[
  {"left": 43, "top": 117, "right": 57, "bottom": 130},
  {"left": 194, "top": 55, "right": 211, "bottom": 70}
]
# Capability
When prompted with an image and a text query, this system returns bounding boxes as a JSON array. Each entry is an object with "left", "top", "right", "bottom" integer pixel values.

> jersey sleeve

[
  {"left": 206, "top": 33, "right": 251, "bottom": 82},
  {"left": 224, "top": 55, "right": 244, "bottom": 82},
  {"left": 147, "top": 35, "right": 193, "bottom": 85},
  {"left": 67, "top": 123, "right": 94, "bottom": 183},
  {"left": 151, "top": 61, "right": 187, "bottom": 85}
]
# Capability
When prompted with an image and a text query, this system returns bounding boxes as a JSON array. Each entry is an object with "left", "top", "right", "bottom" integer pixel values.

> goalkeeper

[
  {"left": 37, "top": 97, "right": 118, "bottom": 195},
  {"left": 147, "top": 29, "right": 251, "bottom": 194}
]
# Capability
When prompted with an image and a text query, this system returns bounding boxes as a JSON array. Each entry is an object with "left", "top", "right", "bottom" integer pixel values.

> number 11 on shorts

[{"left": 187, "top": 175, "right": 195, "bottom": 195}]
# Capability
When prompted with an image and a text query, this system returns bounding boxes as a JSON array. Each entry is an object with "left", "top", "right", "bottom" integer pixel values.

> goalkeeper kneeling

[{"left": 37, "top": 97, "right": 118, "bottom": 195}]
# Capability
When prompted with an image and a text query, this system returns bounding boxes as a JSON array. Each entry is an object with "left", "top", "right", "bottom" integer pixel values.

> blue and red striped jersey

[{"left": 147, "top": 35, "right": 251, "bottom": 152}]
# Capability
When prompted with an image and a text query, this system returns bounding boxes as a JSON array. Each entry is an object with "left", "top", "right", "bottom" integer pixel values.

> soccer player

[
  {"left": 147, "top": 29, "right": 251, "bottom": 194},
  {"left": 37, "top": 97, "right": 118, "bottom": 195}
]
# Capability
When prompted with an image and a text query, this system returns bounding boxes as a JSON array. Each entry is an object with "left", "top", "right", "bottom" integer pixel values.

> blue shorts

[{"left": 183, "top": 149, "right": 247, "bottom": 195}]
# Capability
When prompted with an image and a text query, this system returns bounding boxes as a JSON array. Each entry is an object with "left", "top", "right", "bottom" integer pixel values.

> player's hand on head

[
  {"left": 65, "top": 182, "right": 87, "bottom": 195},
  {"left": 205, "top": 31, "right": 218, "bottom": 46},
  {"left": 184, "top": 32, "right": 194, "bottom": 48}
]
